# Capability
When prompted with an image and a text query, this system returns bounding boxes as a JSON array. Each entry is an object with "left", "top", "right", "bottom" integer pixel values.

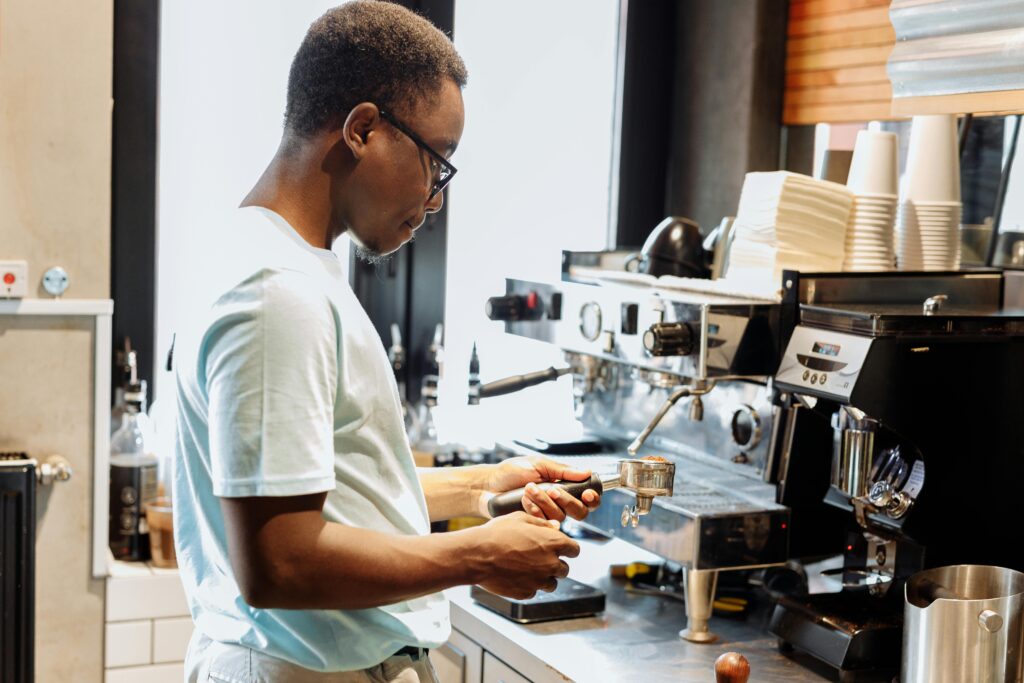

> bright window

[{"left": 436, "top": 1, "right": 621, "bottom": 447}]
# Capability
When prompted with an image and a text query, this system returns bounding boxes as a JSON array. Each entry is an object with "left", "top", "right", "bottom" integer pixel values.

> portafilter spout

[
  {"left": 485, "top": 458, "right": 675, "bottom": 527},
  {"left": 615, "top": 458, "right": 675, "bottom": 528}
]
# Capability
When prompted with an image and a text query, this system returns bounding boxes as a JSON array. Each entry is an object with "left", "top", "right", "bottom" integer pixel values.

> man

[{"left": 173, "top": 3, "right": 602, "bottom": 682}]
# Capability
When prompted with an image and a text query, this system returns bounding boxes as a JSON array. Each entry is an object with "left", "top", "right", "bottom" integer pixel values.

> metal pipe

[
  {"left": 628, "top": 382, "right": 715, "bottom": 454},
  {"left": 697, "top": 304, "right": 709, "bottom": 381}
]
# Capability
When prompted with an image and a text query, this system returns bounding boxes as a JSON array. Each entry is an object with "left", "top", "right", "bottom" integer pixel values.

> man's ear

[{"left": 342, "top": 102, "right": 381, "bottom": 160}]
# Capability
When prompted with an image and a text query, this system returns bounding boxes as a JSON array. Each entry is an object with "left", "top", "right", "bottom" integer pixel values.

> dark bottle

[{"left": 109, "top": 382, "right": 158, "bottom": 561}]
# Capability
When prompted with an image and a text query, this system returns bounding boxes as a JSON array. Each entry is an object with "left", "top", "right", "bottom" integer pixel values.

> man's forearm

[
  {"left": 418, "top": 465, "right": 490, "bottom": 521},
  {"left": 236, "top": 512, "right": 489, "bottom": 609}
]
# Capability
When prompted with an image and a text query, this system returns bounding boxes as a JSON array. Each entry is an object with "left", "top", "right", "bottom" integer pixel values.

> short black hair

[{"left": 284, "top": 1, "right": 468, "bottom": 137}]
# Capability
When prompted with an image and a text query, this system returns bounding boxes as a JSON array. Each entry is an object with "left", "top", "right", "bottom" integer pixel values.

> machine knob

[
  {"left": 485, "top": 292, "right": 544, "bottom": 321},
  {"left": 714, "top": 652, "right": 750, "bottom": 683},
  {"left": 643, "top": 322, "right": 696, "bottom": 356}
]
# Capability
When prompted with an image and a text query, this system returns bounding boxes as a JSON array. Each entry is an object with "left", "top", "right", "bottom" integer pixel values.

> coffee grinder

[{"left": 768, "top": 271, "right": 1024, "bottom": 682}]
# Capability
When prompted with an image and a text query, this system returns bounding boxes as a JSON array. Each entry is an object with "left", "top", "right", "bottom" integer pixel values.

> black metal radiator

[{"left": 0, "top": 453, "right": 35, "bottom": 683}]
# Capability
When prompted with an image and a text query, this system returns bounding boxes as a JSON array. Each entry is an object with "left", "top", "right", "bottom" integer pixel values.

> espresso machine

[
  {"left": 481, "top": 253, "right": 792, "bottom": 643},
  {"left": 767, "top": 270, "right": 1024, "bottom": 682}
]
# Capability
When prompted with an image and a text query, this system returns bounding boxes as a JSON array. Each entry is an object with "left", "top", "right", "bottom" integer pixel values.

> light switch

[{"left": 0, "top": 260, "right": 28, "bottom": 298}]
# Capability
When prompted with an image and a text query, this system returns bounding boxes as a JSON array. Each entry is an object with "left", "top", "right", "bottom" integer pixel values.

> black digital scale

[{"left": 470, "top": 578, "right": 606, "bottom": 623}]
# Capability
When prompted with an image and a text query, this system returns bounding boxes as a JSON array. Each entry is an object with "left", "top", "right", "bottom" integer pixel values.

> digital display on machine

[{"left": 812, "top": 341, "right": 841, "bottom": 357}]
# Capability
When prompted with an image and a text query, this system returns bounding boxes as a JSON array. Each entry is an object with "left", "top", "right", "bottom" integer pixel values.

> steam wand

[{"left": 627, "top": 381, "right": 716, "bottom": 455}]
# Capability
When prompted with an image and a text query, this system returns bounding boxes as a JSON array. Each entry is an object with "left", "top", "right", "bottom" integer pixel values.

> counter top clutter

[{"left": 443, "top": 537, "right": 834, "bottom": 683}]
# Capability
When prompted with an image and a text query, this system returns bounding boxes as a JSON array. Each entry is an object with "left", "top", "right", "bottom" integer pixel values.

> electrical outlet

[{"left": 0, "top": 260, "right": 29, "bottom": 298}]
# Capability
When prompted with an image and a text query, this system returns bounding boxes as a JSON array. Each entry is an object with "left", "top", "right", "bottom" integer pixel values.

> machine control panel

[
  {"left": 776, "top": 326, "right": 874, "bottom": 400},
  {"left": 493, "top": 277, "right": 782, "bottom": 378}
]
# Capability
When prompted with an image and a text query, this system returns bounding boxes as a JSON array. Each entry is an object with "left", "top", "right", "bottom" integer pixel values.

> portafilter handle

[
  {"left": 486, "top": 473, "right": 610, "bottom": 518},
  {"left": 714, "top": 653, "right": 750, "bottom": 683},
  {"left": 485, "top": 459, "right": 675, "bottom": 519}
]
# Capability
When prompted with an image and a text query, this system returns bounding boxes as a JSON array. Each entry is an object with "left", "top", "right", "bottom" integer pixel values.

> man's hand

[
  {"left": 472, "top": 512, "right": 580, "bottom": 599},
  {"left": 480, "top": 456, "right": 602, "bottom": 522}
]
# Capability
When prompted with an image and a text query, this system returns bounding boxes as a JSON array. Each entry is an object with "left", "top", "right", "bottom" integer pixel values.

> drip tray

[{"left": 470, "top": 578, "right": 606, "bottom": 623}]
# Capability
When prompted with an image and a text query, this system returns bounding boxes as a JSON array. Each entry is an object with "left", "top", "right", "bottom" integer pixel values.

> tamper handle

[
  {"left": 715, "top": 652, "right": 750, "bottom": 683},
  {"left": 486, "top": 474, "right": 604, "bottom": 517}
]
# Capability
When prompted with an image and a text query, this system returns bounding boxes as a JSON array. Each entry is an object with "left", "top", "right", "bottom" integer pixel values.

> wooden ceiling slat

[
  {"left": 786, "top": 64, "right": 891, "bottom": 88},
  {"left": 787, "top": 25, "right": 894, "bottom": 54},
  {"left": 784, "top": 100, "right": 895, "bottom": 125},
  {"left": 785, "top": 81, "right": 893, "bottom": 106},
  {"left": 790, "top": 0, "right": 890, "bottom": 20},
  {"left": 789, "top": 6, "right": 890, "bottom": 37},
  {"left": 787, "top": 44, "right": 893, "bottom": 72}
]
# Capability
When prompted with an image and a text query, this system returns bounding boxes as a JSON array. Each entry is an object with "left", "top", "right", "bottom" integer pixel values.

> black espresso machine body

[
  {"left": 776, "top": 303, "right": 1024, "bottom": 567},
  {"left": 769, "top": 277, "right": 1024, "bottom": 680}
]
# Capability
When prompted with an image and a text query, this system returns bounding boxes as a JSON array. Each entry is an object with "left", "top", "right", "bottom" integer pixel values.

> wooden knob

[{"left": 715, "top": 652, "right": 750, "bottom": 683}]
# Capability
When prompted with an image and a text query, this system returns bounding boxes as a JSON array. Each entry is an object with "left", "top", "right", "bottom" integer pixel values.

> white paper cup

[
  {"left": 901, "top": 115, "right": 961, "bottom": 203},
  {"left": 848, "top": 130, "right": 899, "bottom": 196}
]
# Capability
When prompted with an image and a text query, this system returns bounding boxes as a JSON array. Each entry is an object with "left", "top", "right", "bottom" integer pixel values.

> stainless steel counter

[{"left": 447, "top": 536, "right": 837, "bottom": 682}]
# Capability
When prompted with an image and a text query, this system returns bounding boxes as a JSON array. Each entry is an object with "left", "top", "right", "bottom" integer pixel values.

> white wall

[
  {"left": 436, "top": 1, "right": 620, "bottom": 446},
  {"left": 0, "top": 0, "right": 113, "bottom": 678},
  {"left": 156, "top": 1, "right": 350, "bottom": 390}
]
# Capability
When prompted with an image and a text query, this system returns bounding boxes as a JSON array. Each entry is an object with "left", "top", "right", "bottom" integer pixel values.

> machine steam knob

[
  {"left": 485, "top": 293, "right": 544, "bottom": 321},
  {"left": 643, "top": 322, "right": 696, "bottom": 356}
]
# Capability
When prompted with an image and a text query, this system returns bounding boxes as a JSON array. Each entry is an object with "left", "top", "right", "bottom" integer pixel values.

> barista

[{"left": 172, "top": 4, "right": 601, "bottom": 682}]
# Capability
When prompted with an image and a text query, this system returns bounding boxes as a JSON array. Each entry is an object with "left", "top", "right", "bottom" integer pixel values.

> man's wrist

[
  {"left": 447, "top": 525, "right": 491, "bottom": 584},
  {"left": 463, "top": 464, "right": 495, "bottom": 518}
]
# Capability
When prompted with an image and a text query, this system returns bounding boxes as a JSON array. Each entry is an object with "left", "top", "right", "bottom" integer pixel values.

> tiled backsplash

[{"left": 105, "top": 560, "right": 192, "bottom": 682}]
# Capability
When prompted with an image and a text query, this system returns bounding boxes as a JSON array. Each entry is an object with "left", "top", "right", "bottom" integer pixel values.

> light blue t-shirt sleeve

[{"left": 201, "top": 268, "right": 337, "bottom": 497}]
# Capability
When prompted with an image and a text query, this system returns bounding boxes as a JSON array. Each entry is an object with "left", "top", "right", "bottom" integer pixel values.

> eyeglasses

[{"left": 378, "top": 109, "right": 457, "bottom": 200}]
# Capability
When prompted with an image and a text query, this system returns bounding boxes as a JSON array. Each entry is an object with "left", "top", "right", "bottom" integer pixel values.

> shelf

[{"left": 0, "top": 298, "right": 113, "bottom": 316}]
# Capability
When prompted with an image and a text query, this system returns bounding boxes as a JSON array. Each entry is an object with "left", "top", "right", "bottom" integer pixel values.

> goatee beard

[
  {"left": 352, "top": 232, "right": 416, "bottom": 266},
  {"left": 354, "top": 244, "right": 389, "bottom": 266}
]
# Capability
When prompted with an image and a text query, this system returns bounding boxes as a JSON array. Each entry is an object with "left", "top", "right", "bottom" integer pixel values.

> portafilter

[{"left": 487, "top": 458, "right": 675, "bottom": 527}]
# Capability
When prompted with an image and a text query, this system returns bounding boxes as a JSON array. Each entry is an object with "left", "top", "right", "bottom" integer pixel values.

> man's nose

[{"left": 425, "top": 189, "right": 444, "bottom": 214}]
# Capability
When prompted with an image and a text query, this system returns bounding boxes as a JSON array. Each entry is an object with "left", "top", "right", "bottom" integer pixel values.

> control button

[
  {"left": 802, "top": 370, "right": 810, "bottom": 381},
  {"left": 819, "top": 374, "right": 828, "bottom": 385},
  {"left": 2, "top": 273, "right": 14, "bottom": 285},
  {"left": 810, "top": 373, "right": 819, "bottom": 384},
  {"left": 548, "top": 292, "right": 563, "bottom": 320},
  {"left": 620, "top": 303, "right": 639, "bottom": 335}
]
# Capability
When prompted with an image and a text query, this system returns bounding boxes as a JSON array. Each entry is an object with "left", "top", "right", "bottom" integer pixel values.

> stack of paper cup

[
  {"left": 844, "top": 129, "right": 898, "bottom": 271},
  {"left": 897, "top": 115, "right": 962, "bottom": 271}
]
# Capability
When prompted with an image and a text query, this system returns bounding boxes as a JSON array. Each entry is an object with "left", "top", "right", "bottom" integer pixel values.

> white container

[
  {"left": 901, "top": 115, "right": 961, "bottom": 203},
  {"left": 848, "top": 129, "right": 899, "bottom": 196}
]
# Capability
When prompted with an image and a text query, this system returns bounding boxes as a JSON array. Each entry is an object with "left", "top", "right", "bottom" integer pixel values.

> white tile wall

[
  {"left": 153, "top": 617, "right": 195, "bottom": 664},
  {"left": 107, "top": 570, "right": 189, "bottom": 622},
  {"left": 105, "top": 662, "right": 184, "bottom": 683},
  {"left": 106, "top": 560, "right": 193, "bottom": 679},
  {"left": 105, "top": 621, "right": 152, "bottom": 668}
]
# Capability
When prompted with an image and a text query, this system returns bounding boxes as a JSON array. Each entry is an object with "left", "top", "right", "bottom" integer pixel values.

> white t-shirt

[{"left": 172, "top": 206, "right": 449, "bottom": 672}]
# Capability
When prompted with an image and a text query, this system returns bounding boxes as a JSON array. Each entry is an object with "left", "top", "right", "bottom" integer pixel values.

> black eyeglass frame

[{"left": 378, "top": 108, "right": 457, "bottom": 200}]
